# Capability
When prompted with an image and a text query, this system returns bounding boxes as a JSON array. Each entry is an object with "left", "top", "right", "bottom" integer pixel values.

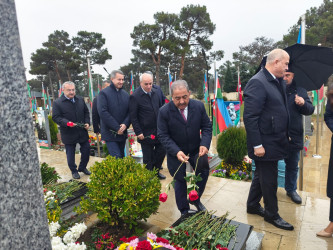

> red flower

[
  {"left": 67, "top": 121, "right": 74, "bottom": 127},
  {"left": 185, "top": 231, "right": 189, "bottom": 236},
  {"left": 150, "top": 134, "right": 156, "bottom": 139},
  {"left": 43, "top": 188, "right": 47, "bottom": 193},
  {"left": 119, "top": 237, "right": 127, "bottom": 242},
  {"left": 127, "top": 236, "right": 138, "bottom": 242},
  {"left": 159, "top": 193, "right": 168, "bottom": 202},
  {"left": 89, "top": 139, "right": 91, "bottom": 143},
  {"left": 156, "top": 237, "right": 169, "bottom": 244},
  {"left": 136, "top": 240, "right": 152, "bottom": 250},
  {"left": 189, "top": 190, "right": 199, "bottom": 201},
  {"left": 95, "top": 243, "right": 102, "bottom": 249}
]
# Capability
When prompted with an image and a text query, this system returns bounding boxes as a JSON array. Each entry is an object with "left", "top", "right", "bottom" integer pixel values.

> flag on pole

[
  {"left": 203, "top": 71, "right": 209, "bottom": 103},
  {"left": 34, "top": 96, "right": 37, "bottom": 111},
  {"left": 237, "top": 70, "right": 243, "bottom": 105},
  {"left": 168, "top": 67, "right": 173, "bottom": 96},
  {"left": 130, "top": 71, "right": 135, "bottom": 95},
  {"left": 297, "top": 25, "right": 302, "bottom": 44},
  {"left": 42, "top": 83, "right": 47, "bottom": 110},
  {"left": 313, "top": 84, "right": 324, "bottom": 106},
  {"left": 213, "top": 73, "right": 232, "bottom": 136},
  {"left": 47, "top": 87, "right": 52, "bottom": 111},
  {"left": 58, "top": 81, "right": 63, "bottom": 97},
  {"left": 97, "top": 77, "right": 101, "bottom": 94}
]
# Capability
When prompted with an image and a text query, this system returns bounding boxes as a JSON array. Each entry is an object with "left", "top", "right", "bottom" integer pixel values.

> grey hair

[
  {"left": 171, "top": 80, "right": 189, "bottom": 95},
  {"left": 110, "top": 70, "right": 124, "bottom": 79},
  {"left": 103, "top": 80, "right": 111, "bottom": 87},
  {"left": 62, "top": 81, "right": 75, "bottom": 89},
  {"left": 266, "top": 49, "right": 289, "bottom": 65},
  {"left": 140, "top": 72, "right": 153, "bottom": 82}
]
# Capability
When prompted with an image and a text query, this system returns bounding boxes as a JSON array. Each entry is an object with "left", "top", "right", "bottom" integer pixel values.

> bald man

[
  {"left": 244, "top": 49, "right": 293, "bottom": 230},
  {"left": 129, "top": 73, "right": 166, "bottom": 179}
]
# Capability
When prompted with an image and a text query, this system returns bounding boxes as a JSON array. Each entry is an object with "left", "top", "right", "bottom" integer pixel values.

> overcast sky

[{"left": 15, "top": 0, "right": 323, "bottom": 80}]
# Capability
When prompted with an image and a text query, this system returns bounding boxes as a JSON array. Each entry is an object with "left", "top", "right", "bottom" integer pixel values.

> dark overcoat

[
  {"left": 243, "top": 68, "right": 289, "bottom": 161},
  {"left": 52, "top": 95, "right": 90, "bottom": 144},
  {"left": 286, "top": 81, "right": 314, "bottom": 151},
  {"left": 92, "top": 97, "right": 100, "bottom": 133},
  {"left": 97, "top": 83, "right": 130, "bottom": 142},
  {"left": 129, "top": 87, "right": 161, "bottom": 144},
  {"left": 157, "top": 99, "right": 212, "bottom": 160},
  {"left": 324, "top": 103, "right": 333, "bottom": 198}
]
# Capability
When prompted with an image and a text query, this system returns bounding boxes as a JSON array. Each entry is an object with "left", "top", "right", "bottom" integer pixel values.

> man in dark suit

[
  {"left": 92, "top": 80, "right": 110, "bottom": 134},
  {"left": 129, "top": 73, "right": 166, "bottom": 179},
  {"left": 158, "top": 80, "right": 212, "bottom": 216},
  {"left": 283, "top": 70, "right": 314, "bottom": 204},
  {"left": 97, "top": 70, "right": 130, "bottom": 158},
  {"left": 52, "top": 81, "right": 91, "bottom": 179},
  {"left": 244, "top": 49, "right": 293, "bottom": 230}
]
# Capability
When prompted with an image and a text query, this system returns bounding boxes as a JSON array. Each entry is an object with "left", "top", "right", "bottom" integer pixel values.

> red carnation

[
  {"left": 159, "top": 193, "right": 168, "bottom": 202},
  {"left": 156, "top": 237, "right": 169, "bottom": 244},
  {"left": 136, "top": 240, "right": 152, "bottom": 250},
  {"left": 119, "top": 237, "right": 127, "bottom": 242},
  {"left": 189, "top": 190, "right": 199, "bottom": 201},
  {"left": 127, "top": 236, "right": 138, "bottom": 242},
  {"left": 67, "top": 121, "right": 74, "bottom": 127},
  {"left": 150, "top": 134, "right": 156, "bottom": 140}
]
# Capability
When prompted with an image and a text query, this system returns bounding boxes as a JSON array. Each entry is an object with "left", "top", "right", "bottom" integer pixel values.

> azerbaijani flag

[
  {"left": 27, "top": 82, "right": 33, "bottom": 113},
  {"left": 42, "top": 83, "right": 47, "bottom": 110},
  {"left": 313, "top": 84, "right": 324, "bottom": 106},
  {"left": 168, "top": 67, "right": 173, "bottom": 96},
  {"left": 297, "top": 24, "right": 302, "bottom": 44},
  {"left": 58, "top": 81, "right": 63, "bottom": 97},
  {"left": 212, "top": 73, "right": 232, "bottom": 136},
  {"left": 237, "top": 71, "right": 243, "bottom": 104},
  {"left": 130, "top": 71, "right": 135, "bottom": 95},
  {"left": 203, "top": 71, "right": 209, "bottom": 103}
]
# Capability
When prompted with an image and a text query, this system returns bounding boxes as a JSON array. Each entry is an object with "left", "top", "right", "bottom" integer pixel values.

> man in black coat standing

[
  {"left": 129, "top": 73, "right": 166, "bottom": 179},
  {"left": 97, "top": 70, "right": 130, "bottom": 158},
  {"left": 158, "top": 80, "right": 212, "bottom": 217},
  {"left": 244, "top": 49, "right": 294, "bottom": 230},
  {"left": 52, "top": 81, "right": 91, "bottom": 179},
  {"left": 92, "top": 80, "right": 110, "bottom": 134},
  {"left": 283, "top": 70, "right": 314, "bottom": 204}
]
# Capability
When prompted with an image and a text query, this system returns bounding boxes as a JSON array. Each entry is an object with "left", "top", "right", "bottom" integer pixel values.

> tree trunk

[
  {"left": 53, "top": 61, "right": 63, "bottom": 84},
  {"left": 155, "top": 64, "right": 160, "bottom": 86},
  {"left": 66, "top": 69, "right": 72, "bottom": 82}
]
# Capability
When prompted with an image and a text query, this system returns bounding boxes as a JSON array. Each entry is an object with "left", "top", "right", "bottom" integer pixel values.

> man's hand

[
  {"left": 119, "top": 124, "right": 127, "bottom": 133},
  {"left": 84, "top": 123, "right": 89, "bottom": 130},
  {"left": 137, "top": 133, "right": 144, "bottom": 140},
  {"left": 199, "top": 146, "right": 208, "bottom": 157},
  {"left": 295, "top": 94, "right": 305, "bottom": 106},
  {"left": 254, "top": 146, "right": 265, "bottom": 157},
  {"left": 177, "top": 151, "right": 189, "bottom": 163}
]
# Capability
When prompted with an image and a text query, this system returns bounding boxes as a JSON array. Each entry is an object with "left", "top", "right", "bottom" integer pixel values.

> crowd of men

[{"left": 52, "top": 48, "right": 314, "bottom": 228}]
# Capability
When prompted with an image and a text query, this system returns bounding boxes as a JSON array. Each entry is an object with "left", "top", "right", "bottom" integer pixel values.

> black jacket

[
  {"left": 286, "top": 81, "right": 314, "bottom": 151},
  {"left": 92, "top": 97, "right": 100, "bottom": 133},
  {"left": 324, "top": 103, "right": 333, "bottom": 198},
  {"left": 157, "top": 99, "right": 212, "bottom": 156},
  {"left": 244, "top": 68, "right": 289, "bottom": 161},
  {"left": 52, "top": 95, "right": 90, "bottom": 144},
  {"left": 97, "top": 83, "right": 130, "bottom": 142},
  {"left": 129, "top": 87, "right": 161, "bottom": 144}
]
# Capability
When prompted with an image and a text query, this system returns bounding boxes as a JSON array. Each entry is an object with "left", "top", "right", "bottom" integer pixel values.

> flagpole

[
  {"left": 238, "top": 66, "right": 241, "bottom": 125},
  {"left": 214, "top": 62, "right": 218, "bottom": 146},
  {"left": 87, "top": 56, "right": 94, "bottom": 109},
  {"left": 168, "top": 64, "right": 171, "bottom": 97}
]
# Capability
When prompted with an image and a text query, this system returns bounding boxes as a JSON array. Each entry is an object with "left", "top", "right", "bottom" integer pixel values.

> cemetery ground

[{"left": 40, "top": 120, "right": 333, "bottom": 249}]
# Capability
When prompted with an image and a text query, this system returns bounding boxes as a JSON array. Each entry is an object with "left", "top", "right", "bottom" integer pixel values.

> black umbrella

[{"left": 256, "top": 44, "right": 333, "bottom": 91}]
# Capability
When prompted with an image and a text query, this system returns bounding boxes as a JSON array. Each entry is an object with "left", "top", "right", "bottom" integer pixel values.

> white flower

[
  {"left": 66, "top": 242, "right": 87, "bottom": 250},
  {"left": 63, "top": 231, "right": 74, "bottom": 244},
  {"left": 49, "top": 221, "right": 61, "bottom": 237},
  {"left": 69, "top": 223, "right": 87, "bottom": 240},
  {"left": 51, "top": 236, "right": 66, "bottom": 250}
]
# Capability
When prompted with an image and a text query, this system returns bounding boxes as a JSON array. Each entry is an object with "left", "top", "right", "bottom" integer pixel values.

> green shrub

[
  {"left": 40, "top": 162, "right": 61, "bottom": 185},
  {"left": 75, "top": 156, "right": 161, "bottom": 231},
  {"left": 48, "top": 115, "right": 58, "bottom": 145},
  {"left": 103, "top": 143, "right": 109, "bottom": 156},
  {"left": 223, "top": 96, "right": 228, "bottom": 101},
  {"left": 216, "top": 126, "right": 247, "bottom": 166}
]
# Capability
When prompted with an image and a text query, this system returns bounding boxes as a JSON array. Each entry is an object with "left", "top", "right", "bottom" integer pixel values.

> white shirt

[{"left": 178, "top": 106, "right": 188, "bottom": 119}]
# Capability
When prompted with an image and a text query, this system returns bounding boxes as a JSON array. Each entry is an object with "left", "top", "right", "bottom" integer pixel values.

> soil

[{"left": 77, "top": 220, "right": 146, "bottom": 249}]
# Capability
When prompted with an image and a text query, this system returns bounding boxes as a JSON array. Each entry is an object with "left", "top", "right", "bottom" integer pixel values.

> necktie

[
  {"left": 180, "top": 109, "right": 187, "bottom": 122},
  {"left": 70, "top": 98, "right": 75, "bottom": 103},
  {"left": 148, "top": 92, "right": 151, "bottom": 97}
]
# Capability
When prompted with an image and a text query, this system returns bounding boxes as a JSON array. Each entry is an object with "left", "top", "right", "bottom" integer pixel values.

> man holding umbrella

[{"left": 283, "top": 69, "right": 314, "bottom": 204}]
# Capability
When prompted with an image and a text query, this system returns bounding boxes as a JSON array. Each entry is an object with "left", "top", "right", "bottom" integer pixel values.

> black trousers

[
  {"left": 247, "top": 160, "right": 279, "bottom": 219},
  {"left": 167, "top": 153, "right": 209, "bottom": 213},
  {"left": 141, "top": 143, "right": 166, "bottom": 171},
  {"left": 330, "top": 198, "right": 333, "bottom": 222},
  {"left": 65, "top": 140, "right": 90, "bottom": 174}
]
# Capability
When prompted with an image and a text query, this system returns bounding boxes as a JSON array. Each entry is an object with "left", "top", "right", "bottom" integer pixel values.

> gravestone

[{"left": 0, "top": 0, "right": 52, "bottom": 249}]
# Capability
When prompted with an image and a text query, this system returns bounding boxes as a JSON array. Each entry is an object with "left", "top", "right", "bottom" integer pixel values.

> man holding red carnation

[
  {"left": 158, "top": 80, "right": 212, "bottom": 216},
  {"left": 52, "top": 81, "right": 91, "bottom": 179},
  {"left": 129, "top": 72, "right": 166, "bottom": 179}
]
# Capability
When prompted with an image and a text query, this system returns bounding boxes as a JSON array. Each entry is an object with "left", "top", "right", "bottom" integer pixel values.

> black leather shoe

[
  {"left": 72, "top": 172, "right": 80, "bottom": 179},
  {"left": 264, "top": 217, "right": 294, "bottom": 231},
  {"left": 247, "top": 206, "right": 265, "bottom": 217},
  {"left": 157, "top": 172, "right": 166, "bottom": 179},
  {"left": 189, "top": 199, "right": 207, "bottom": 212},
  {"left": 287, "top": 191, "right": 302, "bottom": 204},
  {"left": 79, "top": 169, "right": 91, "bottom": 175}
]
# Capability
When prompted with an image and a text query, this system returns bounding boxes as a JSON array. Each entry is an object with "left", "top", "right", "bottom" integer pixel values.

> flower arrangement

[
  {"left": 116, "top": 232, "right": 177, "bottom": 250},
  {"left": 160, "top": 156, "right": 201, "bottom": 203},
  {"left": 128, "top": 134, "right": 135, "bottom": 156},
  {"left": 212, "top": 157, "right": 252, "bottom": 181},
  {"left": 44, "top": 189, "right": 87, "bottom": 249},
  {"left": 40, "top": 162, "right": 61, "bottom": 185},
  {"left": 158, "top": 211, "right": 236, "bottom": 250},
  {"left": 94, "top": 233, "right": 115, "bottom": 250},
  {"left": 89, "top": 134, "right": 101, "bottom": 147}
]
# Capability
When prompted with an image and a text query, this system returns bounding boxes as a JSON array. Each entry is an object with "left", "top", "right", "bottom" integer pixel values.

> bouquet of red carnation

[{"left": 66, "top": 121, "right": 86, "bottom": 128}]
